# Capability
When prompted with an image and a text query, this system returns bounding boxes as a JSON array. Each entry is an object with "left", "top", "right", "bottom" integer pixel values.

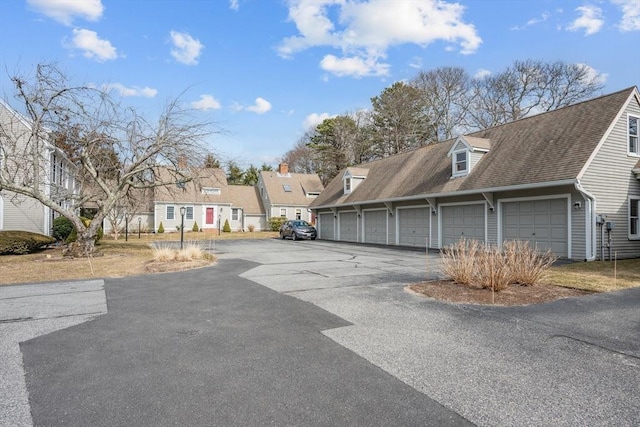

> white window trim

[
  {"left": 166, "top": 205, "right": 175, "bottom": 220},
  {"left": 232, "top": 208, "right": 240, "bottom": 221},
  {"left": 629, "top": 196, "right": 640, "bottom": 240},
  {"left": 452, "top": 149, "right": 469, "bottom": 177},
  {"left": 186, "top": 206, "right": 194, "bottom": 220},
  {"left": 344, "top": 177, "right": 352, "bottom": 194},
  {"left": 628, "top": 114, "right": 639, "bottom": 157},
  {"left": 280, "top": 208, "right": 287, "bottom": 217}
]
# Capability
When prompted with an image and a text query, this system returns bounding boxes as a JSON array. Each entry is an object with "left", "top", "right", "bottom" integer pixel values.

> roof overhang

[{"left": 310, "top": 179, "right": 577, "bottom": 210}]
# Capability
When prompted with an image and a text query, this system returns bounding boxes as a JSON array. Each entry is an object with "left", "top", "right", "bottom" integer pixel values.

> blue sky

[{"left": 1, "top": 0, "right": 639, "bottom": 168}]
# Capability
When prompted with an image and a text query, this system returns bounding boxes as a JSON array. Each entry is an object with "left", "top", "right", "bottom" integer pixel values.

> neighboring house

[
  {"left": 0, "top": 99, "right": 77, "bottom": 235},
  {"left": 310, "top": 87, "right": 640, "bottom": 261},
  {"left": 257, "top": 163, "right": 324, "bottom": 223},
  {"left": 153, "top": 167, "right": 266, "bottom": 233}
]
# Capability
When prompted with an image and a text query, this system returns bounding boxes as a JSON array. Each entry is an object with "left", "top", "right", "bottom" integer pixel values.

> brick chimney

[
  {"left": 177, "top": 155, "right": 188, "bottom": 170},
  {"left": 279, "top": 162, "right": 289, "bottom": 175}
]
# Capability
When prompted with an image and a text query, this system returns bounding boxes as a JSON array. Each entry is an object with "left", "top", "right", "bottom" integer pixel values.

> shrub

[
  {"left": 440, "top": 239, "right": 558, "bottom": 292},
  {"left": 247, "top": 224, "right": 255, "bottom": 232},
  {"left": 192, "top": 221, "right": 199, "bottom": 232},
  {"left": 504, "top": 240, "right": 557, "bottom": 286},
  {"left": 66, "top": 217, "right": 103, "bottom": 245},
  {"left": 0, "top": 231, "right": 56, "bottom": 255},
  {"left": 52, "top": 216, "right": 74, "bottom": 242},
  {"left": 151, "top": 242, "right": 211, "bottom": 262},
  {"left": 268, "top": 216, "right": 287, "bottom": 231},
  {"left": 223, "top": 219, "right": 231, "bottom": 233},
  {"left": 440, "top": 239, "right": 481, "bottom": 286},
  {"left": 158, "top": 222, "right": 165, "bottom": 233},
  {"left": 475, "top": 244, "right": 512, "bottom": 292}
]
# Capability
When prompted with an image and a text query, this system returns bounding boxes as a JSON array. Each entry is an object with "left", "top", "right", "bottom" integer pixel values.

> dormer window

[
  {"left": 447, "top": 136, "right": 490, "bottom": 178},
  {"left": 455, "top": 151, "right": 468, "bottom": 174},
  {"left": 345, "top": 178, "right": 352, "bottom": 193},
  {"left": 342, "top": 167, "right": 368, "bottom": 195}
]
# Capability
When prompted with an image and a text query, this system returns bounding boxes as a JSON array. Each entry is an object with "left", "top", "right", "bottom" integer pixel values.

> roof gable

[{"left": 260, "top": 170, "right": 324, "bottom": 205}]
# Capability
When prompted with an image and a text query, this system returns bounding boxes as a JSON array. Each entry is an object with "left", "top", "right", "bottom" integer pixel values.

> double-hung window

[
  {"left": 453, "top": 150, "right": 468, "bottom": 175},
  {"left": 232, "top": 208, "right": 239, "bottom": 221},
  {"left": 630, "top": 197, "right": 640, "bottom": 239},
  {"left": 629, "top": 115, "right": 639, "bottom": 156},
  {"left": 186, "top": 206, "right": 194, "bottom": 220},
  {"left": 166, "top": 206, "right": 175, "bottom": 220}
]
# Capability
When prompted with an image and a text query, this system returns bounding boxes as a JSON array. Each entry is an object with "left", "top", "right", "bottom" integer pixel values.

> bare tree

[
  {"left": 411, "top": 67, "right": 471, "bottom": 141},
  {"left": 466, "top": 60, "right": 604, "bottom": 129},
  {"left": 0, "top": 63, "right": 215, "bottom": 255},
  {"left": 281, "top": 133, "right": 318, "bottom": 174}
]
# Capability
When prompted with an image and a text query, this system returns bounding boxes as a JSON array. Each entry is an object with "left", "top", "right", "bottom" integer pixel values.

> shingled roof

[
  {"left": 153, "top": 167, "right": 263, "bottom": 213},
  {"left": 260, "top": 170, "right": 324, "bottom": 206},
  {"left": 312, "top": 87, "right": 637, "bottom": 208}
]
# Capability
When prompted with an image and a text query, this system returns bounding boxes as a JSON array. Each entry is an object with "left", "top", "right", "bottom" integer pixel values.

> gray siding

[
  {"left": 1, "top": 193, "right": 47, "bottom": 234},
  {"left": 581, "top": 95, "right": 640, "bottom": 259}
]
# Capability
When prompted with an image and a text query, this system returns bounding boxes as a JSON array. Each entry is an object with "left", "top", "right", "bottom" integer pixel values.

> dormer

[
  {"left": 343, "top": 167, "right": 368, "bottom": 194},
  {"left": 447, "top": 136, "right": 491, "bottom": 178}
]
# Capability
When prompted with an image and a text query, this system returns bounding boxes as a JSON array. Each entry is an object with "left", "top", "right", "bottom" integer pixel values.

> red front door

[{"left": 205, "top": 207, "right": 214, "bottom": 225}]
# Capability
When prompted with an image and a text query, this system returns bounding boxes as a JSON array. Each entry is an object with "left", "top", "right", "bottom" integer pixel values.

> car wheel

[
  {"left": 280, "top": 232, "right": 285, "bottom": 240},
  {"left": 311, "top": 237, "right": 316, "bottom": 240},
  {"left": 293, "top": 233, "right": 298, "bottom": 241}
]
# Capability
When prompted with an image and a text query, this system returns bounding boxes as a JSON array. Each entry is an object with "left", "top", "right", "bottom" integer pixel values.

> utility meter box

[{"left": 605, "top": 221, "right": 615, "bottom": 230}]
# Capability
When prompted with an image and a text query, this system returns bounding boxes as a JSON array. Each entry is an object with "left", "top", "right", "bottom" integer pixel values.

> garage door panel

[
  {"left": 364, "top": 210, "right": 387, "bottom": 244},
  {"left": 502, "top": 198, "right": 567, "bottom": 257},
  {"left": 399, "top": 208, "right": 430, "bottom": 247},
  {"left": 442, "top": 204, "right": 485, "bottom": 246},
  {"left": 318, "top": 213, "right": 334, "bottom": 240},
  {"left": 339, "top": 212, "right": 357, "bottom": 242}
]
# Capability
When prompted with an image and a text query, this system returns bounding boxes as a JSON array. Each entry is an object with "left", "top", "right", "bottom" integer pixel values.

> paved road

[{"left": 2, "top": 239, "right": 639, "bottom": 426}]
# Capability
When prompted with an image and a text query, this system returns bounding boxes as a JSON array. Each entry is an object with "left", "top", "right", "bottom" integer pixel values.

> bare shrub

[
  {"left": 247, "top": 224, "right": 255, "bottom": 233},
  {"left": 475, "top": 245, "right": 512, "bottom": 292},
  {"left": 152, "top": 245, "right": 176, "bottom": 262},
  {"left": 440, "top": 239, "right": 481, "bottom": 286},
  {"left": 504, "top": 240, "right": 558, "bottom": 286}
]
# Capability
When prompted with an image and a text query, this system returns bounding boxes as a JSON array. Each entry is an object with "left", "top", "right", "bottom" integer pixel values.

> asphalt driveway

[{"left": 2, "top": 238, "right": 639, "bottom": 426}]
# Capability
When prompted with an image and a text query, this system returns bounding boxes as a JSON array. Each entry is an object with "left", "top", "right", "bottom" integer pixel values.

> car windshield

[{"left": 293, "top": 221, "right": 310, "bottom": 227}]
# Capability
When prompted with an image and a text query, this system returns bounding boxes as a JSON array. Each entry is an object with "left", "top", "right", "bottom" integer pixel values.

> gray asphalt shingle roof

[{"left": 312, "top": 87, "right": 636, "bottom": 208}]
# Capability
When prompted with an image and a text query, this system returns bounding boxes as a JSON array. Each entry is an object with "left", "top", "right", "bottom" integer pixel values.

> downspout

[{"left": 575, "top": 180, "right": 596, "bottom": 261}]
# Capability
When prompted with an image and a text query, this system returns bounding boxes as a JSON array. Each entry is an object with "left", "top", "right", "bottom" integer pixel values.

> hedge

[{"left": 0, "top": 230, "right": 56, "bottom": 255}]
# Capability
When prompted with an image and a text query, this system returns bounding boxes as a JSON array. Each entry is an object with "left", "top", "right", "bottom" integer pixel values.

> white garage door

[
  {"left": 441, "top": 204, "right": 485, "bottom": 247},
  {"left": 503, "top": 198, "right": 568, "bottom": 257},
  {"left": 318, "top": 213, "right": 334, "bottom": 240},
  {"left": 339, "top": 212, "right": 358, "bottom": 242},
  {"left": 398, "top": 207, "right": 430, "bottom": 247},
  {"left": 363, "top": 210, "right": 387, "bottom": 244}
]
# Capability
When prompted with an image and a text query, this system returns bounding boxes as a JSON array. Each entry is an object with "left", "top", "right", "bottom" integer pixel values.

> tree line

[{"left": 281, "top": 59, "right": 604, "bottom": 184}]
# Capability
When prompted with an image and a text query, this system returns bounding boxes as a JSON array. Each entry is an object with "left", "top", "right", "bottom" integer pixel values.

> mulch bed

[{"left": 406, "top": 280, "right": 594, "bottom": 306}]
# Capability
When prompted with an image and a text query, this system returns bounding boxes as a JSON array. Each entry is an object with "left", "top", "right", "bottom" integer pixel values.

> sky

[{"left": 1, "top": 0, "right": 639, "bottom": 169}]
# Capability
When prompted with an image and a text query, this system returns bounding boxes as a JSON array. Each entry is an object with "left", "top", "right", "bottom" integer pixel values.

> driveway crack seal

[{"left": 551, "top": 334, "right": 640, "bottom": 361}]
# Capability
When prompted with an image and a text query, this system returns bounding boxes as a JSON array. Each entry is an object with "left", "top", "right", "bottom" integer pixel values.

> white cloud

[
  {"left": 246, "top": 97, "right": 272, "bottom": 114},
  {"left": 69, "top": 28, "right": 117, "bottom": 62},
  {"left": 408, "top": 56, "right": 423, "bottom": 69},
  {"left": 567, "top": 5, "right": 604, "bottom": 35},
  {"left": 278, "top": 0, "right": 481, "bottom": 78},
  {"left": 303, "top": 112, "right": 333, "bottom": 130},
  {"left": 229, "top": 0, "right": 239, "bottom": 11},
  {"left": 27, "top": 0, "right": 104, "bottom": 25},
  {"left": 101, "top": 83, "right": 157, "bottom": 98},
  {"left": 473, "top": 68, "right": 491, "bottom": 79},
  {"left": 320, "top": 54, "right": 389, "bottom": 77},
  {"left": 511, "top": 12, "right": 550, "bottom": 31},
  {"left": 192, "top": 94, "right": 221, "bottom": 110},
  {"left": 576, "top": 63, "right": 608, "bottom": 85},
  {"left": 612, "top": 0, "right": 640, "bottom": 31},
  {"left": 170, "top": 31, "right": 204, "bottom": 65}
]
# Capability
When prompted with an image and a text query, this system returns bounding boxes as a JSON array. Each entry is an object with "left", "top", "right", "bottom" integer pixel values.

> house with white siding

[
  {"left": 153, "top": 167, "right": 266, "bottom": 233},
  {"left": 310, "top": 87, "right": 640, "bottom": 261},
  {"left": 0, "top": 99, "right": 77, "bottom": 235}
]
